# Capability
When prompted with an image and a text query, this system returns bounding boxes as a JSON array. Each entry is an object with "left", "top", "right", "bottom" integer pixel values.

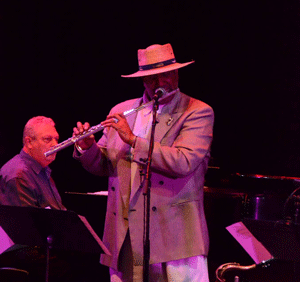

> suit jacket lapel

[
  {"left": 128, "top": 92, "right": 189, "bottom": 202},
  {"left": 126, "top": 99, "right": 141, "bottom": 128},
  {"left": 155, "top": 91, "right": 187, "bottom": 142},
  {"left": 118, "top": 98, "right": 141, "bottom": 210}
]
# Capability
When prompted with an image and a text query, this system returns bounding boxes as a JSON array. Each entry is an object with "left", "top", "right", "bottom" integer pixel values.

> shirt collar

[{"left": 20, "top": 149, "right": 51, "bottom": 177}]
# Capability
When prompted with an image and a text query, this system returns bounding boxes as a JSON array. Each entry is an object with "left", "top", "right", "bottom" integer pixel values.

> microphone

[{"left": 153, "top": 88, "right": 167, "bottom": 100}]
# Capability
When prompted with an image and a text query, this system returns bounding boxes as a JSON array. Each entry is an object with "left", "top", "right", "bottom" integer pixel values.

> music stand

[
  {"left": 243, "top": 218, "right": 300, "bottom": 262},
  {"left": 226, "top": 219, "right": 300, "bottom": 281},
  {"left": 0, "top": 206, "right": 111, "bottom": 282}
]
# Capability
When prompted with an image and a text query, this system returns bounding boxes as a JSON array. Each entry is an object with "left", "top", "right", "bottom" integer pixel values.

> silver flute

[{"left": 44, "top": 88, "right": 175, "bottom": 157}]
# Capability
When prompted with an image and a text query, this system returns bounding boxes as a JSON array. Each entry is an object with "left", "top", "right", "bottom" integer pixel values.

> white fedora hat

[{"left": 121, "top": 43, "right": 194, "bottom": 78}]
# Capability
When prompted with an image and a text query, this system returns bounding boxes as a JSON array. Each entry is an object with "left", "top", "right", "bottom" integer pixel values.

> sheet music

[
  {"left": 65, "top": 191, "right": 108, "bottom": 196},
  {"left": 0, "top": 226, "right": 14, "bottom": 254},
  {"left": 226, "top": 221, "right": 274, "bottom": 264},
  {"left": 87, "top": 191, "right": 108, "bottom": 196}
]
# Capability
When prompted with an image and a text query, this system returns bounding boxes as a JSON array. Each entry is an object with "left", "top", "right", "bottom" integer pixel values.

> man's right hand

[{"left": 73, "top": 121, "right": 95, "bottom": 150}]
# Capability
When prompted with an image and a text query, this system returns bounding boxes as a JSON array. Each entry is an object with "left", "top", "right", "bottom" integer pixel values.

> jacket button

[
  {"left": 152, "top": 206, "right": 157, "bottom": 212},
  {"left": 111, "top": 187, "right": 115, "bottom": 191},
  {"left": 159, "top": 181, "right": 164, "bottom": 185}
]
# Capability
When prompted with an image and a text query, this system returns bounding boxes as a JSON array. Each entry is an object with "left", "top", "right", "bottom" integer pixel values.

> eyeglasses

[
  {"left": 29, "top": 135, "right": 59, "bottom": 144},
  {"left": 142, "top": 71, "right": 177, "bottom": 83},
  {"left": 41, "top": 136, "right": 59, "bottom": 144}
]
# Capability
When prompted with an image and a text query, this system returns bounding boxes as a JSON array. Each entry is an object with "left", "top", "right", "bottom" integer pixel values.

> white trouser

[{"left": 110, "top": 255, "right": 209, "bottom": 282}]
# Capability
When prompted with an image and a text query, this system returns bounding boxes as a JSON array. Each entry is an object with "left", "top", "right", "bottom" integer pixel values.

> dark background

[
  {"left": 1, "top": 0, "right": 300, "bottom": 192},
  {"left": 1, "top": 0, "right": 300, "bottom": 195},
  {"left": 1, "top": 1, "right": 300, "bottom": 280}
]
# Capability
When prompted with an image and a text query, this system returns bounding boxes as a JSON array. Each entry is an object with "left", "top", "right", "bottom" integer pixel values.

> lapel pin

[{"left": 167, "top": 117, "right": 173, "bottom": 126}]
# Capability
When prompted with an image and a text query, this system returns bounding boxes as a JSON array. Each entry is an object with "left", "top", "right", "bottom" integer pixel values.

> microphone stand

[{"left": 142, "top": 93, "right": 160, "bottom": 282}]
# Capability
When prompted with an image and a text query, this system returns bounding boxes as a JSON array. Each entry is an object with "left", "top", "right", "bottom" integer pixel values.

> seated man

[
  {"left": 0, "top": 116, "right": 65, "bottom": 209},
  {"left": 0, "top": 116, "right": 93, "bottom": 282}
]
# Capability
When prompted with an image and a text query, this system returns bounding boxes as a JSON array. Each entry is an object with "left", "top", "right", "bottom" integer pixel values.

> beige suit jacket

[{"left": 75, "top": 90, "right": 214, "bottom": 270}]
